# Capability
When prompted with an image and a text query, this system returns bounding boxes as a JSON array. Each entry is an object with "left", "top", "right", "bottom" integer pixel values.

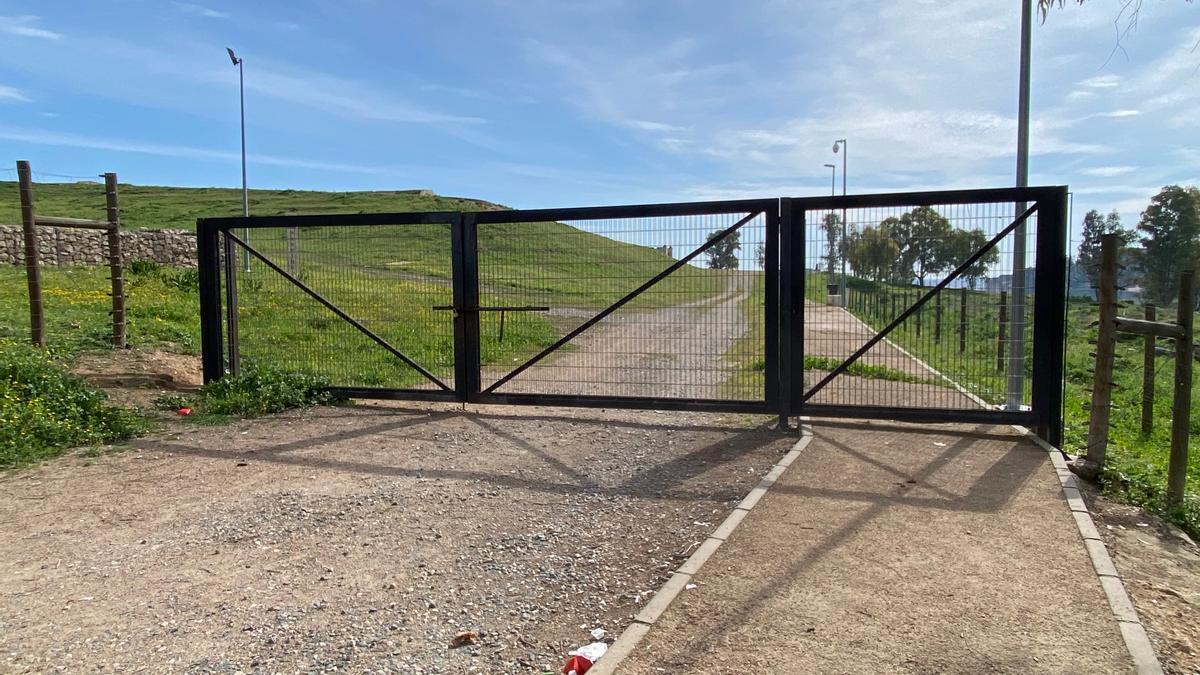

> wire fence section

[
  {"left": 226, "top": 221, "right": 457, "bottom": 390},
  {"left": 476, "top": 209, "right": 769, "bottom": 401},
  {"left": 801, "top": 200, "right": 1039, "bottom": 411}
]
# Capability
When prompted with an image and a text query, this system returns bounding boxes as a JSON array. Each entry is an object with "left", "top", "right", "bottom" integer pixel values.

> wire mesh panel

[
  {"left": 474, "top": 202, "right": 775, "bottom": 405},
  {"left": 797, "top": 198, "right": 1042, "bottom": 413},
  {"left": 222, "top": 218, "right": 458, "bottom": 392}
]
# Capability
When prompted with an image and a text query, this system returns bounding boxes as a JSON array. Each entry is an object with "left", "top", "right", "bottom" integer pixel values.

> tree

[
  {"left": 754, "top": 242, "right": 766, "bottom": 270},
  {"left": 885, "top": 206, "right": 954, "bottom": 286},
  {"left": 1077, "top": 209, "right": 1134, "bottom": 287},
  {"left": 945, "top": 228, "right": 1000, "bottom": 290},
  {"left": 1137, "top": 185, "right": 1200, "bottom": 306},
  {"left": 845, "top": 225, "right": 900, "bottom": 282},
  {"left": 821, "top": 213, "right": 842, "bottom": 278},
  {"left": 705, "top": 229, "right": 740, "bottom": 270}
]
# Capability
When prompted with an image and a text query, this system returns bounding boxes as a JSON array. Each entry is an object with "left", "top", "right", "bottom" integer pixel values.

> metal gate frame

[
  {"left": 779, "top": 186, "right": 1067, "bottom": 445},
  {"left": 197, "top": 186, "right": 1067, "bottom": 445}
]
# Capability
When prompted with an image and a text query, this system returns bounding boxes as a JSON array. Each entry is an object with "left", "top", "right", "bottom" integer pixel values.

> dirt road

[
  {"left": 0, "top": 404, "right": 791, "bottom": 673},
  {"left": 487, "top": 273, "right": 757, "bottom": 400}
]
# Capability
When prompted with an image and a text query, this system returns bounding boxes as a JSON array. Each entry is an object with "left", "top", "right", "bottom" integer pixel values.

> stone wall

[{"left": 0, "top": 225, "right": 197, "bottom": 268}]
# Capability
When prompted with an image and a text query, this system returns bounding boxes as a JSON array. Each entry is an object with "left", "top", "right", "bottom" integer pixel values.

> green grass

[
  {"left": 0, "top": 339, "right": 147, "bottom": 468},
  {"left": 0, "top": 181, "right": 495, "bottom": 232}
]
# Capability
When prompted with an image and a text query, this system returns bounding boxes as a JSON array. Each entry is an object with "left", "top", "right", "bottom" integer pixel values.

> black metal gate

[{"left": 198, "top": 186, "right": 1067, "bottom": 444}]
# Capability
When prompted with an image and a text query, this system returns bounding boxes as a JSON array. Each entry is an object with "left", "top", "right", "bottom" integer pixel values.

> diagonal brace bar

[
  {"left": 802, "top": 203, "right": 1039, "bottom": 403},
  {"left": 224, "top": 231, "right": 452, "bottom": 392},
  {"left": 484, "top": 210, "right": 763, "bottom": 394}
]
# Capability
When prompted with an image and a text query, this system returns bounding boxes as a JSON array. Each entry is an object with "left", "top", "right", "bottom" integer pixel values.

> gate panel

[
  {"left": 198, "top": 213, "right": 461, "bottom": 398},
  {"left": 785, "top": 187, "right": 1067, "bottom": 444},
  {"left": 471, "top": 201, "right": 778, "bottom": 411}
]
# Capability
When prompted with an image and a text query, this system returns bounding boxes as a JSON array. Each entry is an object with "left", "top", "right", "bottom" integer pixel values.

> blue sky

[{"left": 0, "top": 0, "right": 1196, "bottom": 241}]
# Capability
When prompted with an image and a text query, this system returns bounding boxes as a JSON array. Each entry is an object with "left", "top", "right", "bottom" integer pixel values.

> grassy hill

[
  {"left": 0, "top": 181, "right": 500, "bottom": 231},
  {"left": 0, "top": 181, "right": 728, "bottom": 389}
]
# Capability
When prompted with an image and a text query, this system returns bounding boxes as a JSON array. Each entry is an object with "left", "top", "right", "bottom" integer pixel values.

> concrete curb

[
  {"left": 588, "top": 423, "right": 814, "bottom": 675},
  {"left": 1015, "top": 426, "right": 1164, "bottom": 675}
]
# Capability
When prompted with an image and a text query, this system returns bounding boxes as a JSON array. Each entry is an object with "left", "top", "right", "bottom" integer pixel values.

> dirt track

[
  {"left": 488, "top": 273, "right": 757, "bottom": 399},
  {"left": 0, "top": 404, "right": 791, "bottom": 673}
]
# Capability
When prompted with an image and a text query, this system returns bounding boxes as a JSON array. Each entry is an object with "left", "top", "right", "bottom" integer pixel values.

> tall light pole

[
  {"left": 823, "top": 163, "right": 837, "bottom": 282},
  {"left": 1007, "top": 0, "right": 1032, "bottom": 410},
  {"left": 227, "top": 47, "right": 250, "bottom": 272},
  {"left": 832, "top": 139, "right": 848, "bottom": 306}
]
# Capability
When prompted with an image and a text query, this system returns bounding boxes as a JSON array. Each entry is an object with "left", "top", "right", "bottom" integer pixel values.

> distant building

[{"left": 655, "top": 245, "right": 674, "bottom": 258}]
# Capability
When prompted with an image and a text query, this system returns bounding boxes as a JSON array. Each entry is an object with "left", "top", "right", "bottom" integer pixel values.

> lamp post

[
  {"left": 832, "top": 139, "right": 847, "bottom": 306},
  {"left": 1007, "top": 0, "right": 1032, "bottom": 410},
  {"left": 227, "top": 47, "right": 250, "bottom": 272},
  {"left": 823, "top": 163, "right": 837, "bottom": 283}
]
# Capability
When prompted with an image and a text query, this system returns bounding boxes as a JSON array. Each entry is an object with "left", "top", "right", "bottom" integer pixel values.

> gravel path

[
  {"left": 619, "top": 420, "right": 1135, "bottom": 673},
  {"left": 0, "top": 404, "right": 790, "bottom": 673},
  {"left": 486, "top": 273, "right": 756, "bottom": 399}
]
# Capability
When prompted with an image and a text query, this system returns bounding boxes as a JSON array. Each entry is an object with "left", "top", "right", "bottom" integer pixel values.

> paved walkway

[{"left": 613, "top": 420, "right": 1135, "bottom": 673}]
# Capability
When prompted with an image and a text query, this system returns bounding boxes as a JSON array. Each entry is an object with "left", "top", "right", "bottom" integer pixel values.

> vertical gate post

[
  {"left": 777, "top": 199, "right": 803, "bottom": 425},
  {"left": 197, "top": 220, "right": 225, "bottom": 383},
  {"left": 222, "top": 230, "right": 240, "bottom": 376},
  {"left": 104, "top": 173, "right": 127, "bottom": 349},
  {"left": 452, "top": 213, "right": 481, "bottom": 402},
  {"left": 1142, "top": 303, "right": 1156, "bottom": 435},
  {"left": 16, "top": 160, "right": 44, "bottom": 348},
  {"left": 1031, "top": 188, "right": 1068, "bottom": 446},
  {"left": 997, "top": 290, "right": 1008, "bottom": 373},
  {"left": 1085, "top": 233, "right": 1120, "bottom": 470},
  {"left": 763, "top": 203, "right": 781, "bottom": 413},
  {"left": 1167, "top": 270, "right": 1194, "bottom": 508}
]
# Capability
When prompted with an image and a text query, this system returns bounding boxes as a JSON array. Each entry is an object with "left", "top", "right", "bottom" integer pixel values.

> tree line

[{"left": 1078, "top": 185, "right": 1200, "bottom": 308}]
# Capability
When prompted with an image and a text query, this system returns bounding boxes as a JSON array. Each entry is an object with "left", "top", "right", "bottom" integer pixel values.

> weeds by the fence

[
  {"left": 155, "top": 366, "right": 335, "bottom": 423},
  {"left": 0, "top": 339, "right": 146, "bottom": 468}
]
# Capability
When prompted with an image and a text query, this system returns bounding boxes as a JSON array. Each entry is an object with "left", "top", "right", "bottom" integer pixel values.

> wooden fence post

[
  {"left": 934, "top": 291, "right": 943, "bottom": 344},
  {"left": 1167, "top": 270, "right": 1195, "bottom": 508},
  {"left": 16, "top": 160, "right": 44, "bottom": 347},
  {"left": 1141, "top": 303, "right": 1156, "bottom": 436},
  {"left": 959, "top": 287, "right": 968, "bottom": 353},
  {"left": 286, "top": 227, "right": 300, "bottom": 274},
  {"left": 997, "top": 290, "right": 1008, "bottom": 373},
  {"left": 1084, "top": 233, "right": 1119, "bottom": 474},
  {"left": 104, "top": 173, "right": 127, "bottom": 349}
]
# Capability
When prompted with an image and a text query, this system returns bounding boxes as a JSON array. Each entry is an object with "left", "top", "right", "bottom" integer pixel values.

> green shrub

[
  {"left": 162, "top": 367, "right": 334, "bottom": 419},
  {"left": 0, "top": 340, "right": 147, "bottom": 468}
]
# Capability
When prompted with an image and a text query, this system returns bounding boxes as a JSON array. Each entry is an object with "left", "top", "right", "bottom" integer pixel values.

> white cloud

[
  {"left": 1078, "top": 74, "right": 1121, "bottom": 88},
  {"left": 0, "top": 15, "right": 61, "bottom": 40},
  {"left": 0, "top": 127, "right": 403, "bottom": 175},
  {"left": 173, "top": 2, "right": 229, "bottom": 19},
  {"left": 0, "top": 85, "right": 30, "bottom": 103},
  {"left": 1080, "top": 166, "right": 1138, "bottom": 177}
]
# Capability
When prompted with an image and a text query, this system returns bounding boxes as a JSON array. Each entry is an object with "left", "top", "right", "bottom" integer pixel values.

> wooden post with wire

[
  {"left": 16, "top": 160, "right": 45, "bottom": 347},
  {"left": 16, "top": 162, "right": 127, "bottom": 348},
  {"left": 959, "top": 287, "right": 968, "bottom": 353},
  {"left": 1167, "top": 271, "right": 1194, "bottom": 508},
  {"left": 1082, "top": 233, "right": 1119, "bottom": 476},
  {"left": 1141, "top": 302, "right": 1156, "bottom": 436},
  {"left": 997, "top": 290, "right": 1008, "bottom": 373},
  {"left": 104, "top": 173, "right": 127, "bottom": 348}
]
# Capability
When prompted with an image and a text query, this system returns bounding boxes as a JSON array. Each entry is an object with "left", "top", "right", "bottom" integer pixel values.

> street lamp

[
  {"left": 832, "top": 139, "right": 848, "bottom": 307},
  {"left": 227, "top": 47, "right": 250, "bottom": 271},
  {"left": 822, "top": 163, "right": 836, "bottom": 196}
]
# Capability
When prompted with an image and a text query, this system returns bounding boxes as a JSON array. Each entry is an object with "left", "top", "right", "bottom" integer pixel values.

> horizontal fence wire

[
  {"left": 478, "top": 212, "right": 767, "bottom": 401},
  {"left": 802, "top": 200, "right": 1038, "bottom": 411},
  {"left": 227, "top": 222, "right": 456, "bottom": 389}
]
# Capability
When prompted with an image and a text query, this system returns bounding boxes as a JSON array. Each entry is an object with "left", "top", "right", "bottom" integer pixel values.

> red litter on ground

[
  {"left": 561, "top": 641, "right": 607, "bottom": 675},
  {"left": 177, "top": 407, "right": 192, "bottom": 416}
]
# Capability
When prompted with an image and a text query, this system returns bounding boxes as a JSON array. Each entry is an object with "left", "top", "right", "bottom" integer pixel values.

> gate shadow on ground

[
  {"left": 132, "top": 409, "right": 786, "bottom": 503},
  {"left": 640, "top": 422, "right": 1052, "bottom": 672}
]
